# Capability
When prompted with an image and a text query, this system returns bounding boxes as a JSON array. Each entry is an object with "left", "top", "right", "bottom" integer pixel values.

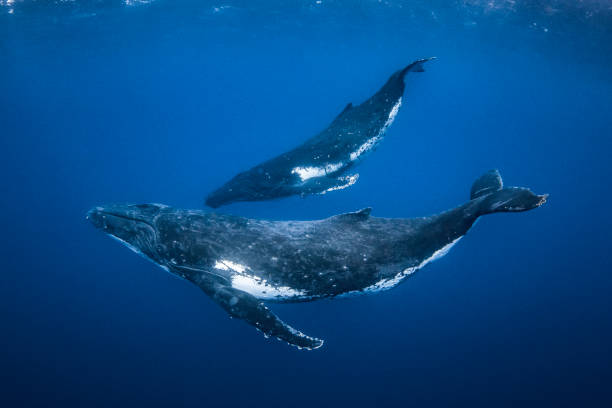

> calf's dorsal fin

[{"left": 331, "top": 102, "right": 353, "bottom": 123}]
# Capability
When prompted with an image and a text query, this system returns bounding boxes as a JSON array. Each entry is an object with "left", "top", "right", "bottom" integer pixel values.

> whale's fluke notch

[{"left": 196, "top": 275, "right": 324, "bottom": 350}]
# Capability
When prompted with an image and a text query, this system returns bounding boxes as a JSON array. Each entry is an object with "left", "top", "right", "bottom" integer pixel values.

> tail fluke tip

[{"left": 537, "top": 194, "right": 549, "bottom": 207}]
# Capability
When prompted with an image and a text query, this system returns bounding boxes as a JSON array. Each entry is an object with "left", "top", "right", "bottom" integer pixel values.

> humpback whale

[
  {"left": 88, "top": 170, "right": 546, "bottom": 350},
  {"left": 205, "top": 58, "right": 435, "bottom": 208}
]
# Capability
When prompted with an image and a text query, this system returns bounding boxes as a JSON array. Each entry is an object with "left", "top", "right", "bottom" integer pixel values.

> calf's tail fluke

[
  {"left": 400, "top": 57, "right": 437, "bottom": 77},
  {"left": 471, "top": 169, "right": 548, "bottom": 215}
]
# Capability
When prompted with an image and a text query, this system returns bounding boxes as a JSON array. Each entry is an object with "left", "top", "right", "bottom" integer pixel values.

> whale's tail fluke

[
  {"left": 471, "top": 169, "right": 548, "bottom": 215},
  {"left": 400, "top": 57, "right": 436, "bottom": 77}
]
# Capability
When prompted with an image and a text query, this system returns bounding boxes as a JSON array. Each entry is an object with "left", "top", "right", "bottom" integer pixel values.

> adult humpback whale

[
  {"left": 88, "top": 170, "right": 546, "bottom": 350},
  {"left": 205, "top": 58, "right": 435, "bottom": 208}
]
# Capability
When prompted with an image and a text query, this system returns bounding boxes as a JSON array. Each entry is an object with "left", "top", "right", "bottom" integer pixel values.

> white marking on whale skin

[
  {"left": 215, "top": 259, "right": 307, "bottom": 300},
  {"left": 292, "top": 98, "right": 402, "bottom": 183},
  {"left": 214, "top": 259, "right": 248, "bottom": 273},
  {"left": 109, "top": 235, "right": 143, "bottom": 257},
  {"left": 291, "top": 162, "right": 344, "bottom": 182},
  {"left": 491, "top": 198, "right": 513, "bottom": 210},
  {"left": 472, "top": 187, "right": 489, "bottom": 196},
  {"left": 231, "top": 274, "right": 306, "bottom": 300},
  {"left": 359, "top": 236, "right": 463, "bottom": 294},
  {"left": 349, "top": 98, "right": 402, "bottom": 161},
  {"left": 349, "top": 136, "right": 378, "bottom": 161},
  {"left": 320, "top": 174, "right": 359, "bottom": 194},
  {"left": 384, "top": 97, "right": 402, "bottom": 128},
  {"left": 124, "top": 0, "right": 154, "bottom": 6},
  {"left": 472, "top": 185, "right": 501, "bottom": 197}
]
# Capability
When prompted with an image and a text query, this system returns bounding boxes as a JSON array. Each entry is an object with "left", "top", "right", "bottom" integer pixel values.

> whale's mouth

[{"left": 86, "top": 205, "right": 163, "bottom": 264}]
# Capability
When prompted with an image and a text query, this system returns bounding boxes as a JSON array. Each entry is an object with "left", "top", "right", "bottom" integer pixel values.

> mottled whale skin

[
  {"left": 205, "top": 58, "right": 435, "bottom": 208},
  {"left": 88, "top": 170, "right": 547, "bottom": 350}
]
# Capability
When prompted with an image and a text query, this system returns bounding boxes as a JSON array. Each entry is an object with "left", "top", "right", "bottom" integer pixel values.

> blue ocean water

[{"left": 1, "top": 0, "right": 611, "bottom": 406}]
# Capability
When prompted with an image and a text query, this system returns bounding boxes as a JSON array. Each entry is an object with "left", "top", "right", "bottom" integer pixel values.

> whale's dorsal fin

[
  {"left": 333, "top": 207, "right": 372, "bottom": 222},
  {"left": 332, "top": 102, "right": 353, "bottom": 122},
  {"left": 194, "top": 275, "right": 324, "bottom": 350}
]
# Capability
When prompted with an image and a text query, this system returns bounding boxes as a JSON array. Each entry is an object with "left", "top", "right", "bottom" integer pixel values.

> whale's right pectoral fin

[{"left": 196, "top": 276, "right": 324, "bottom": 350}]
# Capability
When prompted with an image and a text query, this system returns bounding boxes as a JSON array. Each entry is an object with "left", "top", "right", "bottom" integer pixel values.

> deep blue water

[{"left": 1, "top": 1, "right": 611, "bottom": 406}]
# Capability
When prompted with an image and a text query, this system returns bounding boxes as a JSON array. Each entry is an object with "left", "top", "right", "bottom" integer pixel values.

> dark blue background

[{"left": 1, "top": 1, "right": 611, "bottom": 406}]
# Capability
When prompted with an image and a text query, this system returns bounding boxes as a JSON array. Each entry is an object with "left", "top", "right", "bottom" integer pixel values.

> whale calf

[
  {"left": 88, "top": 170, "right": 546, "bottom": 350},
  {"left": 205, "top": 58, "right": 435, "bottom": 208}
]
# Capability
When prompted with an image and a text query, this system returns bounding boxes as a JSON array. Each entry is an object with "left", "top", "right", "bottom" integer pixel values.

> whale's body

[
  {"left": 89, "top": 171, "right": 546, "bottom": 349},
  {"left": 205, "top": 58, "right": 435, "bottom": 208}
]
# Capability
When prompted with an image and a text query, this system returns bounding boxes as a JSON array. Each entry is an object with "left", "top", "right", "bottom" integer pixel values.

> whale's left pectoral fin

[
  {"left": 196, "top": 277, "right": 324, "bottom": 350},
  {"left": 314, "top": 174, "right": 360, "bottom": 195}
]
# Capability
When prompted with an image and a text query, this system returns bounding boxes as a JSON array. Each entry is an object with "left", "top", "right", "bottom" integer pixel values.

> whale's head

[{"left": 87, "top": 203, "right": 166, "bottom": 261}]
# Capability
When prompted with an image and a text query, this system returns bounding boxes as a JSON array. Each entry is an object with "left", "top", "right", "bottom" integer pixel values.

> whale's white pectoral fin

[
  {"left": 297, "top": 173, "right": 359, "bottom": 195},
  {"left": 195, "top": 275, "right": 324, "bottom": 350},
  {"left": 318, "top": 174, "right": 359, "bottom": 194}
]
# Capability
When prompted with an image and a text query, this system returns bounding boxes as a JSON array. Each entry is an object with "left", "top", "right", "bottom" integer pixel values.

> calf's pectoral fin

[
  {"left": 299, "top": 173, "right": 358, "bottom": 195},
  {"left": 196, "top": 276, "right": 324, "bottom": 350}
]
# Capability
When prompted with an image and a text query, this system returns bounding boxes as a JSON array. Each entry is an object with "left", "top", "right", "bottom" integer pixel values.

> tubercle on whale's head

[{"left": 86, "top": 203, "right": 166, "bottom": 260}]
